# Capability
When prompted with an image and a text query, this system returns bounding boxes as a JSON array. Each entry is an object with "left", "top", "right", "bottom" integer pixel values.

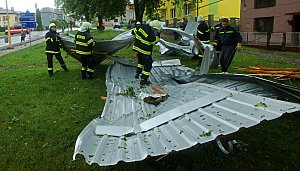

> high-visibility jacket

[
  {"left": 132, "top": 24, "right": 160, "bottom": 55},
  {"left": 196, "top": 22, "right": 210, "bottom": 44},
  {"left": 45, "top": 31, "right": 62, "bottom": 54},
  {"left": 75, "top": 31, "right": 95, "bottom": 55},
  {"left": 218, "top": 25, "right": 242, "bottom": 45}
]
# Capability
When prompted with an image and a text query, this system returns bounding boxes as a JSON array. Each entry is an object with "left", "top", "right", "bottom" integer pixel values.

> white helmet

[
  {"left": 136, "top": 21, "right": 141, "bottom": 25},
  {"left": 219, "top": 16, "right": 225, "bottom": 21},
  {"left": 149, "top": 20, "right": 162, "bottom": 31},
  {"left": 197, "top": 15, "right": 205, "bottom": 22},
  {"left": 80, "top": 22, "right": 92, "bottom": 32},
  {"left": 49, "top": 23, "right": 56, "bottom": 29}
]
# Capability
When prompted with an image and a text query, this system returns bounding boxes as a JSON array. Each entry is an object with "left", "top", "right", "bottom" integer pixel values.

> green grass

[
  {"left": 0, "top": 32, "right": 4, "bottom": 36},
  {"left": 0, "top": 30, "right": 300, "bottom": 170}
]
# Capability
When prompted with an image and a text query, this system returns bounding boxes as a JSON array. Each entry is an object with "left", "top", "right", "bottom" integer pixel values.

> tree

[
  {"left": 36, "top": 8, "right": 43, "bottom": 30},
  {"left": 55, "top": 0, "right": 129, "bottom": 27}
]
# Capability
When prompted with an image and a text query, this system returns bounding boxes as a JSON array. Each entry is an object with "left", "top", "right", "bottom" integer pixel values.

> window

[
  {"left": 184, "top": 4, "right": 191, "bottom": 16},
  {"left": 3, "top": 16, "right": 6, "bottom": 21},
  {"left": 15, "top": 17, "right": 18, "bottom": 22},
  {"left": 255, "top": 17, "right": 274, "bottom": 32},
  {"left": 171, "top": 8, "right": 176, "bottom": 18},
  {"left": 255, "top": 0, "right": 276, "bottom": 8}
]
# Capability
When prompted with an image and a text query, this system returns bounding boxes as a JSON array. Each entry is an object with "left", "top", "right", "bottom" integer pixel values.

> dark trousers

[
  {"left": 220, "top": 45, "right": 237, "bottom": 72},
  {"left": 46, "top": 53, "right": 66, "bottom": 74},
  {"left": 80, "top": 54, "right": 94, "bottom": 78},
  {"left": 136, "top": 52, "right": 153, "bottom": 81}
]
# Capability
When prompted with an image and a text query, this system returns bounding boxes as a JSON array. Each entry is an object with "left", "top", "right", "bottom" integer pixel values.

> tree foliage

[
  {"left": 35, "top": 9, "right": 43, "bottom": 31},
  {"left": 55, "top": 0, "right": 129, "bottom": 24}
]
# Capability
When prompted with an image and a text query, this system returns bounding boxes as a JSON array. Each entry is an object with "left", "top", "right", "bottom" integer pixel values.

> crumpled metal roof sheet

[{"left": 73, "top": 59, "right": 300, "bottom": 166}]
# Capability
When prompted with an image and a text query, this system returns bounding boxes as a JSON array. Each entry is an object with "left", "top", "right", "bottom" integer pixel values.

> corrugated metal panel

[{"left": 73, "top": 60, "right": 300, "bottom": 166}]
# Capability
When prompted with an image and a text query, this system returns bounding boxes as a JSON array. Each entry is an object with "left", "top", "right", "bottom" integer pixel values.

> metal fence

[{"left": 241, "top": 32, "right": 300, "bottom": 49}]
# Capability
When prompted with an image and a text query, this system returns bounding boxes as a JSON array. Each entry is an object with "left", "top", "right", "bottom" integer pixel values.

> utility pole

[
  {"left": 5, "top": 0, "right": 12, "bottom": 49},
  {"left": 197, "top": 0, "right": 199, "bottom": 16}
]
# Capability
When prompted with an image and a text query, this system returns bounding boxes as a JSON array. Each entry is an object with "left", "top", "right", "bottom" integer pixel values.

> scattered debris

[
  {"left": 117, "top": 86, "right": 136, "bottom": 97},
  {"left": 144, "top": 95, "right": 169, "bottom": 106},
  {"left": 237, "top": 66, "right": 300, "bottom": 80},
  {"left": 254, "top": 102, "right": 268, "bottom": 108}
]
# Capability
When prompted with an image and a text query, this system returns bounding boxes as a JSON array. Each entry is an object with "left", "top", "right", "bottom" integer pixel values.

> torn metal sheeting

[
  {"left": 60, "top": 30, "right": 134, "bottom": 64},
  {"left": 73, "top": 59, "right": 300, "bottom": 166}
]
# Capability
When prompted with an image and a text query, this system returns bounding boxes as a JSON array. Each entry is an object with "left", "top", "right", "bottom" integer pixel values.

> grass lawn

[
  {"left": 0, "top": 32, "right": 5, "bottom": 36},
  {"left": 0, "top": 30, "right": 299, "bottom": 170}
]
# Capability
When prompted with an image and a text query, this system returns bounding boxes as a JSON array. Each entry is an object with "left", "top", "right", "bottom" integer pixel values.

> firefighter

[
  {"left": 211, "top": 16, "right": 225, "bottom": 59},
  {"left": 195, "top": 15, "right": 210, "bottom": 65},
  {"left": 217, "top": 17, "right": 242, "bottom": 73},
  {"left": 75, "top": 22, "right": 95, "bottom": 79},
  {"left": 45, "top": 23, "right": 68, "bottom": 77},
  {"left": 132, "top": 20, "right": 161, "bottom": 85}
]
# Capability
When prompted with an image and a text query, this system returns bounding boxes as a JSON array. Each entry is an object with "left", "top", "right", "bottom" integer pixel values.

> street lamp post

[{"left": 5, "top": 0, "right": 13, "bottom": 49}]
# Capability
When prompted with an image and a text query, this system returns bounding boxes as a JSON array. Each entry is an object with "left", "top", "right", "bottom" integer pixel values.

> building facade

[
  {"left": 40, "top": 7, "right": 67, "bottom": 29},
  {"left": 159, "top": 0, "right": 241, "bottom": 25},
  {"left": 240, "top": 0, "right": 300, "bottom": 32},
  {"left": 0, "top": 7, "right": 20, "bottom": 27}
]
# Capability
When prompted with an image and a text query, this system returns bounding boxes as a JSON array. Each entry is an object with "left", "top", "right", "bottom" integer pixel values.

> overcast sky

[{"left": 1, "top": 0, "right": 55, "bottom": 12}]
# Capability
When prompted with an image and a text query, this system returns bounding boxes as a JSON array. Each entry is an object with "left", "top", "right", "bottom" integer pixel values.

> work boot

[
  {"left": 88, "top": 75, "right": 94, "bottom": 80},
  {"left": 140, "top": 79, "right": 151, "bottom": 86},
  {"left": 81, "top": 70, "right": 87, "bottom": 80},
  {"left": 48, "top": 70, "right": 53, "bottom": 77},
  {"left": 135, "top": 74, "right": 140, "bottom": 79}
]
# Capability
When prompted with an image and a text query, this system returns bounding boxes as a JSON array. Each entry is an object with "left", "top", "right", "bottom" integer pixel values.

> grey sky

[{"left": 1, "top": 0, "right": 55, "bottom": 12}]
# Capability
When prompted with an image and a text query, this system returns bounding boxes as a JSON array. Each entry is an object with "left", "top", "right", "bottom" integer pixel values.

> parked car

[
  {"left": 5, "top": 28, "right": 32, "bottom": 35},
  {"left": 113, "top": 22, "right": 121, "bottom": 29}
]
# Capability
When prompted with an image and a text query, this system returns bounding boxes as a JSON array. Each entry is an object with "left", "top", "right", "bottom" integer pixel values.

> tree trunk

[
  {"left": 84, "top": 4, "right": 90, "bottom": 22},
  {"left": 134, "top": 0, "right": 145, "bottom": 23},
  {"left": 98, "top": 15, "right": 103, "bottom": 31}
]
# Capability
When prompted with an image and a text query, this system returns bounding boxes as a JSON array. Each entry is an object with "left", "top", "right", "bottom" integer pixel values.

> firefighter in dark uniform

[
  {"left": 217, "top": 17, "right": 242, "bottom": 73},
  {"left": 211, "top": 16, "right": 225, "bottom": 59},
  {"left": 75, "top": 22, "right": 95, "bottom": 79},
  {"left": 196, "top": 15, "right": 210, "bottom": 65},
  {"left": 132, "top": 20, "right": 161, "bottom": 85},
  {"left": 45, "top": 23, "right": 68, "bottom": 77}
]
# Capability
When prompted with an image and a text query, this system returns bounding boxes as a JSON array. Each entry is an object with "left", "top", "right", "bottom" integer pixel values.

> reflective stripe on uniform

[
  {"left": 202, "top": 40, "right": 210, "bottom": 43},
  {"left": 219, "top": 31, "right": 233, "bottom": 34},
  {"left": 142, "top": 71, "right": 151, "bottom": 76},
  {"left": 138, "top": 28, "right": 148, "bottom": 38},
  {"left": 198, "top": 54, "right": 204, "bottom": 58},
  {"left": 82, "top": 67, "right": 87, "bottom": 71},
  {"left": 137, "top": 64, "right": 143, "bottom": 68},
  {"left": 197, "top": 30, "right": 204, "bottom": 34},
  {"left": 135, "top": 34, "right": 152, "bottom": 45},
  {"left": 87, "top": 39, "right": 94, "bottom": 45},
  {"left": 87, "top": 68, "right": 94, "bottom": 72},
  {"left": 48, "top": 68, "right": 53, "bottom": 70},
  {"left": 132, "top": 45, "right": 151, "bottom": 55},
  {"left": 76, "top": 41, "right": 88, "bottom": 46},
  {"left": 76, "top": 35, "right": 86, "bottom": 40},
  {"left": 45, "top": 51, "right": 60, "bottom": 54},
  {"left": 76, "top": 50, "right": 92, "bottom": 55},
  {"left": 45, "top": 37, "right": 51, "bottom": 41}
]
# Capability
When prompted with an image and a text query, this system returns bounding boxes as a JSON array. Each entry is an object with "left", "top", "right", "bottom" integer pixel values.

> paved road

[{"left": 0, "top": 30, "right": 47, "bottom": 48}]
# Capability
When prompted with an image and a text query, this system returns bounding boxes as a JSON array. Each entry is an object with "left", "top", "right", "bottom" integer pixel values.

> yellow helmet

[
  {"left": 49, "top": 23, "right": 56, "bottom": 28},
  {"left": 149, "top": 20, "right": 162, "bottom": 31}
]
